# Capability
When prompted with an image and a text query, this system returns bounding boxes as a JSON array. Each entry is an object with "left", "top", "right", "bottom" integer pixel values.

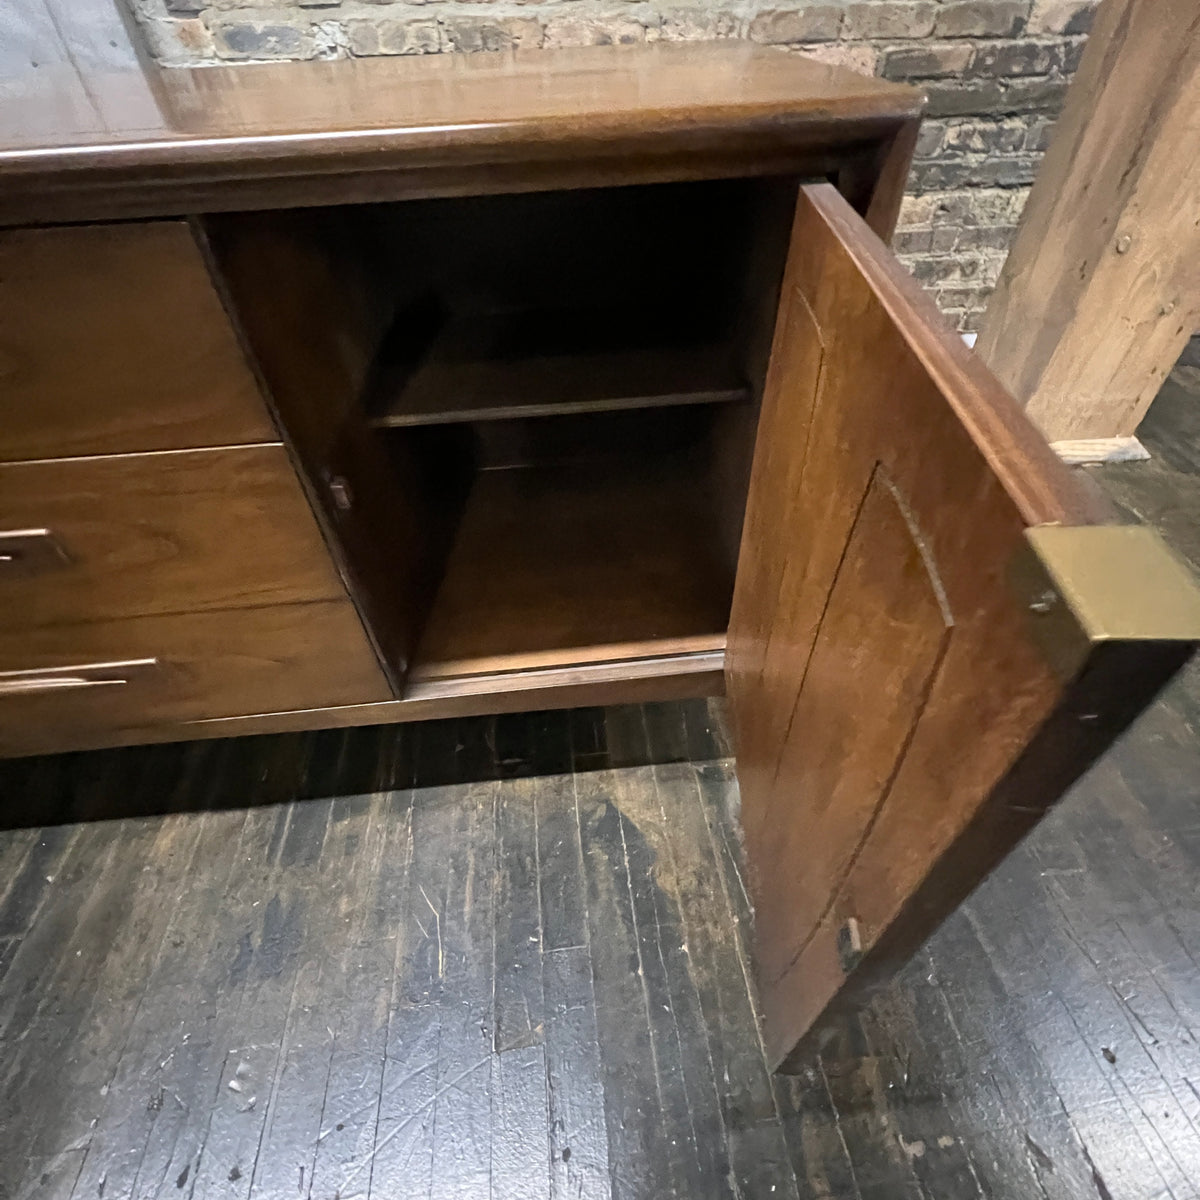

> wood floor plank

[
  {"left": 306, "top": 786, "right": 414, "bottom": 1200},
  {"left": 684, "top": 761, "right": 802, "bottom": 1200},
  {"left": 370, "top": 767, "right": 473, "bottom": 1197},
  {"left": 1, "top": 362, "right": 1198, "bottom": 1200},
  {"left": 126, "top": 806, "right": 291, "bottom": 1199},
  {"left": 542, "top": 946, "right": 609, "bottom": 1200},
  {"left": 609, "top": 765, "right": 707, "bottom": 1198},
  {"left": 493, "top": 776, "right": 545, "bottom": 1055},
  {"left": 537, "top": 770, "right": 589, "bottom": 955},
  {"left": 0, "top": 822, "right": 78, "bottom": 939},
  {"left": 575, "top": 768, "right": 673, "bottom": 1200},
  {"left": 537, "top": 772, "right": 608, "bottom": 1199},
  {"left": 617, "top": 762, "right": 733, "bottom": 1199},
  {"left": 874, "top": 949, "right": 1052, "bottom": 1200},
  {"left": 62, "top": 807, "right": 256, "bottom": 1200},
  {"left": 969, "top": 843, "right": 1200, "bottom": 1198},
  {"left": 183, "top": 796, "right": 334, "bottom": 1200},
  {"left": 13, "top": 806, "right": 206, "bottom": 1172},
  {"left": 0, "top": 768, "right": 139, "bottom": 1186},
  {"left": 925, "top": 912, "right": 1116, "bottom": 1200},
  {"left": 428, "top": 780, "right": 495, "bottom": 1200},
  {"left": 491, "top": 773, "right": 551, "bottom": 1199},
  {"left": 246, "top": 786, "right": 381, "bottom": 1198}
]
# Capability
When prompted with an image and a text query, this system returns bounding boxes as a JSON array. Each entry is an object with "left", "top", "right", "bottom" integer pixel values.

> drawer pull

[
  {"left": 0, "top": 658, "right": 159, "bottom": 698},
  {"left": 0, "top": 529, "right": 71, "bottom": 578}
]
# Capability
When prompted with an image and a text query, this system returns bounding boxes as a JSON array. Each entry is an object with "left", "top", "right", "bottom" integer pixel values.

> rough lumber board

[
  {"left": 1051, "top": 436, "right": 1150, "bottom": 465},
  {"left": 977, "top": 0, "right": 1200, "bottom": 440}
]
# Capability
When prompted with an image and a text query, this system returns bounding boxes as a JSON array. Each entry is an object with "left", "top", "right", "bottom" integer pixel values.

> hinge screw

[
  {"left": 1029, "top": 589, "right": 1058, "bottom": 614},
  {"left": 327, "top": 475, "right": 353, "bottom": 513}
]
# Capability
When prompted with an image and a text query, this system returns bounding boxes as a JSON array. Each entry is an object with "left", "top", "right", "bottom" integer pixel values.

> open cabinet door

[{"left": 727, "top": 183, "right": 1200, "bottom": 1071}]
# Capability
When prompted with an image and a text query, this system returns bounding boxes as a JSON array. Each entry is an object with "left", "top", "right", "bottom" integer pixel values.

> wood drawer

[
  {"left": 0, "top": 445, "right": 349, "bottom": 629},
  {"left": 0, "top": 601, "right": 391, "bottom": 756},
  {"left": 0, "top": 221, "right": 276, "bottom": 462}
]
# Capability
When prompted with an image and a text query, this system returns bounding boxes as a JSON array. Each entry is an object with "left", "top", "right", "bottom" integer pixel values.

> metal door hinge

[{"left": 1014, "top": 525, "right": 1200, "bottom": 681}]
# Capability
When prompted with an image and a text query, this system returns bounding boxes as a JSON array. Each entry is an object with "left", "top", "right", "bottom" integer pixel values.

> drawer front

[
  {"left": 0, "top": 221, "right": 276, "bottom": 461},
  {"left": 0, "top": 445, "right": 349, "bottom": 629},
  {"left": 0, "top": 601, "right": 392, "bottom": 756}
]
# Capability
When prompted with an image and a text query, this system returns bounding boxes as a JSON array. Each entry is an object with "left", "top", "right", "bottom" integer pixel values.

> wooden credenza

[
  {"left": 0, "top": 35, "right": 934, "bottom": 756},
  {"left": 4, "top": 9, "right": 1200, "bottom": 1065}
]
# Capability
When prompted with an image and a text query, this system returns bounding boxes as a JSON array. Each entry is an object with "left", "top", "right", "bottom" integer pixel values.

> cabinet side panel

[{"left": 202, "top": 210, "right": 454, "bottom": 688}]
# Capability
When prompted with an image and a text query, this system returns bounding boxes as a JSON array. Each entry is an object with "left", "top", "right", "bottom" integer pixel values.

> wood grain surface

[
  {"left": 0, "top": 445, "right": 350, "bottom": 628},
  {"left": 412, "top": 455, "right": 734, "bottom": 680},
  {"left": 0, "top": 601, "right": 391, "bottom": 756},
  {"left": 0, "top": 221, "right": 274, "bottom": 461},
  {"left": 977, "top": 0, "right": 1200, "bottom": 439},
  {"left": 726, "top": 183, "right": 1148, "bottom": 1067},
  {"left": 2, "top": 616, "right": 1200, "bottom": 1200},
  {"left": 0, "top": 0, "right": 922, "bottom": 225}
]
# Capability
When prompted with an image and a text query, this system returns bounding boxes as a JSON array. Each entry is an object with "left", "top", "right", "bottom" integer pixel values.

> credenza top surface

[{"left": 1, "top": 0, "right": 922, "bottom": 224}]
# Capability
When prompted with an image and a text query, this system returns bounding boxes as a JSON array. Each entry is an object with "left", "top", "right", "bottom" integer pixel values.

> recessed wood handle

[
  {"left": 0, "top": 658, "right": 159, "bottom": 698},
  {"left": 0, "top": 528, "right": 71, "bottom": 577}
]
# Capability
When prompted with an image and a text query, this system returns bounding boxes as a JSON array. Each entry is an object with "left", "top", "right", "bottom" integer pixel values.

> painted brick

[
  {"left": 937, "top": 285, "right": 997, "bottom": 314},
  {"left": 656, "top": 8, "right": 742, "bottom": 41},
  {"left": 842, "top": 3, "right": 937, "bottom": 40},
  {"left": 345, "top": 17, "right": 441, "bottom": 54},
  {"left": 899, "top": 187, "right": 1031, "bottom": 228},
  {"left": 970, "top": 39, "right": 1063, "bottom": 76},
  {"left": 940, "top": 117, "right": 1027, "bottom": 154},
  {"left": 1000, "top": 75, "right": 1069, "bottom": 110},
  {"left": 543, "top": 13, "right": 646, "bottom": 47},
  {"left": 443, "top": 16, "right": 543, "bottom": 51},
  {"left": 954, "top": 224, "right": 1019, "bottom": 251},
  {"left": 1024, "top": 115, "right": 1056, "bottom": 151},
  {"left": 792, "top": 41, "right": 878, "bottom": 73},
  {"left": 933, "top": 2, "right": 1029, "bottom": 38},
  {"left": 924, "top": 78, "right": 1005, "bottom": 116},
  {"left": 209, "top": 18, "right": 315, "bottom": 59},
  {"left": 924, "top": 74, "right": 1066, "bottom": 116},
  {"left": 1028, "top": 0, "right": 1096, "bottom": 34},
  {"left": 903, "top": 251, "right": 1006, "bottom": 286},
  {"left": 913, "top": 120, "right": 945, "bottom": 157},
  {"left": 910, "top": 155, "right": 1040, "bottom": 189},
  {"left": 929, "top": 225, "right": 958, "bottom": 252},
  {"left": 139, "top": 16, "right": 215, "bottom": 61},
  {"left": 893, "top": 228, "right": 934, "bottom": 254},
  {"left": 748, "top": 8, "right": 842, "bottom": 45},
  {"left": 882, "top": 42, "right": 974, "bottom": 79}
]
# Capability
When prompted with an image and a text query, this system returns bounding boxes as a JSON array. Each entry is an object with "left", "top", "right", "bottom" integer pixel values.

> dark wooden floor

[{"left": 3, "top": 368, "right": 1200, "bottom": 1199}]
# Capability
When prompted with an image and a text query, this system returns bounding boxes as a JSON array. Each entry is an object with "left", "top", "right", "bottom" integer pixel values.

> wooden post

[{"left": 976, "top": 0, "right": 1200, "bottom": 444}]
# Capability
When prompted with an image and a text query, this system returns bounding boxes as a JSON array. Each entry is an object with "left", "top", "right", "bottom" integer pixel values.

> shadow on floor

[{"left": 0, "top": 698, "right": 730, "bottom": 830}]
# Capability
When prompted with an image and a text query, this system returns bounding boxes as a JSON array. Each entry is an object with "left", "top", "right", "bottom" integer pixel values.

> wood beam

[{"left": 976, "top": 0, "right": 1200, "bottom": 441}]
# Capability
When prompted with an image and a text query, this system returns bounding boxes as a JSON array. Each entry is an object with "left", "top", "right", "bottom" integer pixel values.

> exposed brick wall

[{"left": 128, "top": 0, "right": 1099, "bottom": 330}]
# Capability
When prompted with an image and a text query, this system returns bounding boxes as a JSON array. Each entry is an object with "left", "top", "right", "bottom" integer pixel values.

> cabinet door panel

[{"left": 728, "top": 183, "right": 1200, "bottom": 1069}]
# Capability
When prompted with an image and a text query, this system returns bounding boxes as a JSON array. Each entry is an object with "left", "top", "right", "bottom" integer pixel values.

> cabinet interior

[{"left": 208, "top": 176, "right": 798, "bottom": 691}]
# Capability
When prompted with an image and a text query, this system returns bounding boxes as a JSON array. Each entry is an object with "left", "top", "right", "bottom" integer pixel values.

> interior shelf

[
  {"left": 410, "top": 451, "right": 734, "bottom": 681},
  {"left": 368, "top": 309, "right": 749, "bottom": 428}
]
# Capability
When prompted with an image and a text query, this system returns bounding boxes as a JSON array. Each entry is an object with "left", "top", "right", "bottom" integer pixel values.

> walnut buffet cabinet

[{"left": 4, "top": 2, "right": 1200, "bottom": 1065}]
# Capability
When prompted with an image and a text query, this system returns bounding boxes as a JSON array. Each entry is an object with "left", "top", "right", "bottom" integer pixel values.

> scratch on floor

[
  {"left": 418, "top": 885, "right": 444, "bottom": 980},
  {"left": 338, "top": 1055, "right": 490, "bottom": 1191}
]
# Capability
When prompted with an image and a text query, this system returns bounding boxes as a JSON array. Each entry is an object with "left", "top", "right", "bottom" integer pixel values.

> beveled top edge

[{"left": 1, "top": 18, "right": 924, "bottom": 167}]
